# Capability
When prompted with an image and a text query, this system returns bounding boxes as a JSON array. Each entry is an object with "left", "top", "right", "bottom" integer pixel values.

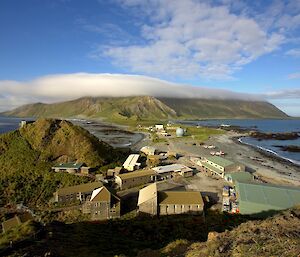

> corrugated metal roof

[
  {"left": 153, "top": 164, "right": 192, "bottom": 174},
  {"left": 123, "top": 154, "right": 140, "bottom": 167},
  {"left": 116, "top": 169, "right": 155, "bottom": 180},
  {"left": 56, "top": 181, "right": 103, "bottom": 196},
  {"left": 206, "top": 156, "right": 234, "bottom": 167},
  {"left": 138, "top": 183, "right": 157, "bottom": 205},
  {"left": 236, "top": 182, "right": 300, "bottom": 209},
  {"left": 159, "top": 191, "right": 204, "bottom": 205},
  {"left": 225, "top": 172, "right": 253, "bottom": 182},
  {"left": 52, "top": 162, "right": 84, "bottom": 169}
]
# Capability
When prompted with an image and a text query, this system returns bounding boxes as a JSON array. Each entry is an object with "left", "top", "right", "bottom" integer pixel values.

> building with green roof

[
  {"left": 224, "top": 172, "right": 253, "bottom": 184},
  {"left": 235, "top": 181, "right": 300, "bottom": 215},
  {"left": 200, "top": 156, "right": 245, "bottom": 178},
  {"left": 52, "top": 162, "right": 90, "bottom": 175}
]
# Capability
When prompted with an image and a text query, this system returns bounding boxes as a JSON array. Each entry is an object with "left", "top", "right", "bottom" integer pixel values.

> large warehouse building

[{"left": 235, "top": 181, "right": 300, "bottom": 215}]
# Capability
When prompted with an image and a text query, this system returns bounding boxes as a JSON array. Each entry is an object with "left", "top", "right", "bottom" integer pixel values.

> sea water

[{"left": 181, "top": 119, "right": 300, "bottom": 166}]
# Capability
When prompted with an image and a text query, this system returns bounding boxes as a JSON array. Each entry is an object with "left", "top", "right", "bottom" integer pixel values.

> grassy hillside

[
  {"left": 3, "top": 96, "right": 177, "bottom": 121},
  {"left": 19, "top": 119, "right": 117, "bottom": 166},
  {"left": 181, "top": 207, "right": 300, "bottom": 257},
  {"left": 2, "top": 96, "right": 288, "bottom": 123},
  {"left": 159, "top": 98, "right": 289, "bottom": 119},
  {"left": 0, "top": 119, "right": 122, "bottom": 207}
]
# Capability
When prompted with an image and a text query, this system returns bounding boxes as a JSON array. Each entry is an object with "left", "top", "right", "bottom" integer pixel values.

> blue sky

[{"left": 0, "top": 0, "right": 300, "bottom": 115}]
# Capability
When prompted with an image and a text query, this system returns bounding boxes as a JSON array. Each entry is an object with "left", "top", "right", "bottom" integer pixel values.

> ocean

[
  {"left": 0, "top": 116, "right": 29, "bottom": 134},
  {"left": 180, "top": 119, "right": 300, "bottom": 166}
]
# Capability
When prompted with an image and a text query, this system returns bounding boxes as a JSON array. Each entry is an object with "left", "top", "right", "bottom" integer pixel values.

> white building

[
  {"left": 123, "top": 154, "right": 141, "bottom": 171},
  {"left": 140, "top": 146, "right": 156, "bottom": 156},
  {"left": 155, "top": 124, "right": 164, "bottom": 130}
]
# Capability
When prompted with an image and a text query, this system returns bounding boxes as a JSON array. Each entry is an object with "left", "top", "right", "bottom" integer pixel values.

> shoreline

[
  {"left": 221, "top": 133, "right": 300, "bottom": 186},
  {"left": 183, "top": 120, "right": 300, "bottom": 170},
  {"left": 72, "top": 118, "right": 146, "bottom": 149},
  {"left": 235, "top": 136, "right": 300, "bottom": 168}
]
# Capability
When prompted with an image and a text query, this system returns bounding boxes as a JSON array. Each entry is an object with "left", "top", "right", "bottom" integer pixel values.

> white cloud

[
  {"left": 286, "top": 48, "right": 300, "bottom": 57},
  {"left": 263, "top": 88, "right": 300, "bottom": 98},
  {"left": 287, "top": 72, "right": 300, "bottom": 80},
  {"left": 98, "top": 0, "right": 285, "bottom": 79},
  {"left": 270, "top": 98, "right": 300, "bottom": 117},
  {"left": 0, "top": 73, "right": 299, "bottom": 115},
  {"left": 0, "top": 73, "right": 264, "bottom": 111}
]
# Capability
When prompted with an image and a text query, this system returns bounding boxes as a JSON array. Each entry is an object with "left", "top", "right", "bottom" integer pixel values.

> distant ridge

[
  {"left": 158, "top": 97, "right": 288, "bottom": 119},
  {"left": 2, "top": 96, "right": 288, "bottom": 121}
]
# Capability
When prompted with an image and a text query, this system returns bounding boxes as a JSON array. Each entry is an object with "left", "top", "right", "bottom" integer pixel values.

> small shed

[
  {"left": 107, "top": 167, "right": 122, "bottom": 177},
  {"left": 155, "top": 124, "right": 164, "bottom": 131},
  {"left": 2, "top": 213, "right": 33, "bottom": 233}
]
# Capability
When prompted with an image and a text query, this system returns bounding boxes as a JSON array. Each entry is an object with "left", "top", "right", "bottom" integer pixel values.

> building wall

[
  {"left": 206, "top": 160, "right": 224, "bottom": 172},
  {"left": 181, "top": 170, "right": 193, "bottom": 177},
  {"left": 201, "top": 165, "right": 224, "bottom": 177},
  {"left": 55, "top": 190, "right": 93, "bottom": 203},
  {"left": 80, "top": 167, "right": 90, "bottom": 175},
  {"left": 117, "top": 175, "right": 155, "bottom": 190},
  {"left": 138, "top": 198, "right": 157, "bottom": 216},
  {"left": 159, "top": 204, "right": 203, "bottom": 215},
  {"left": 115, "top": 176, "right": 122, "bottom": 188},
  {"left": 110, "top": 201, "right": 121, "bottom": 219},
  {"left": 83, "top": 200, "right": 121, "bottom": 220},
  {"left": 90, "top": 202, "right": 110, "bottom": 220}
]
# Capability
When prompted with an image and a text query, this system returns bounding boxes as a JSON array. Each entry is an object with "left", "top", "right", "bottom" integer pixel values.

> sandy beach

[{"left": 145, "top": 131, "right": 300, "bottom": 187}]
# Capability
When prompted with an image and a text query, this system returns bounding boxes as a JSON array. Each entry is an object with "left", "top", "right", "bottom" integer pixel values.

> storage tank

[{"left": 176, "top": 127, "right": 185, "bottom": 137}]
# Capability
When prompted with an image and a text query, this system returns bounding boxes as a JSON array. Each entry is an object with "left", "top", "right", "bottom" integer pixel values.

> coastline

[
  {"left": 236, "top": 136, "right": 300, "bottom": 168},
  {"left": 72, "top": 118, "right": 146, "bottom": 149},
  {"left": 221, "top": 132, "right": 300, "bottom": 186},
  {"left": 183, "top": 119, "right": 300, "bottom": 170}
]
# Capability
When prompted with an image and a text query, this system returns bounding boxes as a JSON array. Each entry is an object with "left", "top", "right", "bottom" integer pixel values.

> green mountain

[
  {"left": 3, "top": 96, "right": 177, "bottom": 121},
  {"left": 158, "top": 97, "right": 289, "bottom": 119},
  {"left": 0, "top": 119, "right": 121, "bottom": 206},
  {"left": 3, "top": 96, "right": 288, "bottom": 121}
]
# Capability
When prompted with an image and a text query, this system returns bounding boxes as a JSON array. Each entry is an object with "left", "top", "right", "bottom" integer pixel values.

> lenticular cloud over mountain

[{"left": 0, "top": 73, "right": 262, "bottom": 111}]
